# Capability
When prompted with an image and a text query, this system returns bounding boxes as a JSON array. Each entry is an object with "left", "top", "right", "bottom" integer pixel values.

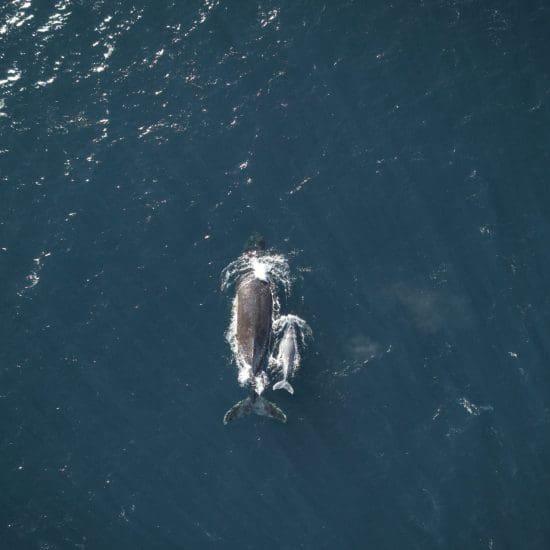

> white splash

[
  {"left": 253, "top": 372, "right": 269, "bottom": 395},
  {"left": 0, "top": 0, "right": 34, "bottom": 37},
  {"left": 458, "top": 397, "right": 493, "bottom": 416},
  {"left": 18, "top": 251, "right": 51, "bottom": 295},
  {"left": 251, "top": 256, "right": 268, "bottom": 282},
  {"left": 0, "top": 68, "right": 22, "bottom": 87},
  {"left": 221, "top": 250, "right": 291, "bottom": 295},
  {"left": 458, "top": 397, "right": 480, "bottom": 416},
  {"left": 272, "top": 314, "right": 312, "bottom": 348},
  {"left": 260, "top": 8, "right": 279, "bottom": 28},
  {"left": 37, "top": 0, "right": 72, "bottom": 34}
]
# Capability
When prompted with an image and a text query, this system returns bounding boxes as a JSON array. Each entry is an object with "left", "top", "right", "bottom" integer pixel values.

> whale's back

[{"left": 236, "top": 277, "right": 273, "bottom": 374}]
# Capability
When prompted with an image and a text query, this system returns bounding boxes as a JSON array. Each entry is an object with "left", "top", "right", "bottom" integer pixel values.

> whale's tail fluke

[
  {"left": 223, "top": 395, "right": 287, "bottom": 425},
  {"left": 272, "top": 380, "right": 294, "bottom": 394}
]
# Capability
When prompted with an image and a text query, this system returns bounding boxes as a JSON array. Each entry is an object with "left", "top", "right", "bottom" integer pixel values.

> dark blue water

[{"left": 2, "top": 1, "right": 550, "bottom": 548}]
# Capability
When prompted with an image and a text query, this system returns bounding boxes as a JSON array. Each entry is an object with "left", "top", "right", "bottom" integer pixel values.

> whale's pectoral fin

[{"left": 223, "top": 396, "right": 287, "bottom": 425}]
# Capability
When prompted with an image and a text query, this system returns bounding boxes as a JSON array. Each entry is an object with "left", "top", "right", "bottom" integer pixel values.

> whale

[
  {"left": 223, "top": 237, "right": 287, "bottom": 425},
  {"left": 272, "top": 321, "right": 298, "bottom": 394},
  {"left": 271, "top": 314, "right": 311, "bottom": 395}
]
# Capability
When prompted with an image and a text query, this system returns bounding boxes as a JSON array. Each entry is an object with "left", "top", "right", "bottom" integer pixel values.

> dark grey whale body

[
  {"left": 223, "top": 237, "right": 287, "bottom": 425},
  {"left": 235, "top": 276, "right": 273, "bottom": 377}
]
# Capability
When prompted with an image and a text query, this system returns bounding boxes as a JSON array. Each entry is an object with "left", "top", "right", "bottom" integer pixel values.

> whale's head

[{"left": 243, "top": 233, "right": 266, "bottom": 256}]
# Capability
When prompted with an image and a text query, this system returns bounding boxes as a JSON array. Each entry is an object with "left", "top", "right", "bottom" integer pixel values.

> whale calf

[
  {"left": 272, "top": 314, "right": 311, "bottom": 394},
  {"left": 272, "top": 321, "right": 298, "bottom": 394}
]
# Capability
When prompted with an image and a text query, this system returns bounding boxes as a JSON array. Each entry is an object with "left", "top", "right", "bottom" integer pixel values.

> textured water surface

[{"left": 1, "top": 1, "right": 550, "bottom": 549}]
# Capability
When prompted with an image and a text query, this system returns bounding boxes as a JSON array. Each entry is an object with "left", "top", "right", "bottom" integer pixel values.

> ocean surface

[{"left": 2, "top": 1, "right": 550, "bottom": 548}]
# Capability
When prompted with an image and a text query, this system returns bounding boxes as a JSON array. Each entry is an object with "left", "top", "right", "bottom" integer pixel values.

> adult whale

[{"left": 223, "top": 236, "right": 286, "bottom": 425}]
